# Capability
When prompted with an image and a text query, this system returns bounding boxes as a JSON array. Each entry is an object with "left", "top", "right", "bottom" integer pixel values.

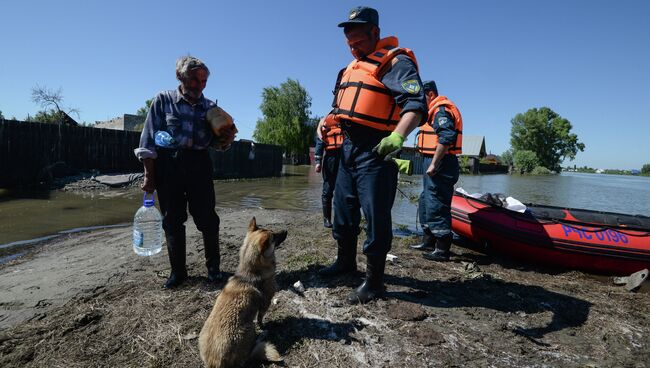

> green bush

[
  {"left": 513, "top": 150, "right": 538, "bottom": 173},
  {"left": 531, "top": 166, "right": 553, "bottom": 175},
  {"left": 459, "top": 155, "right": 470, "bottom": 174}
]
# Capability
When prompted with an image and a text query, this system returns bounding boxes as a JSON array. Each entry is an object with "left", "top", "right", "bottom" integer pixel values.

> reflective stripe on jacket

[
  {"left": 416, "top": 96, "right": 463, "bottom": 155},
  {"left": 333, "top": 36, "right": 418, "bottom": 131}
]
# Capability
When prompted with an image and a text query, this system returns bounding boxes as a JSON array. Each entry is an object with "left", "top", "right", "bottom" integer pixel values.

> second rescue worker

[
  {"left": 314, "top": 114, "right": 343, "bottom": 228},
  {"left": 411, "top": 80, "right": 462, "bottom": 261},
  {"left": 319, "top": 6, "right": 427, "bottom": 304}
]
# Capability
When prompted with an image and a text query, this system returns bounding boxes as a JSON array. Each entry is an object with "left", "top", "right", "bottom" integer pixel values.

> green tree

[
  {"left": 642, "top": 164, "right": 650, "bottom": 175},
  {"left": 253, "top": 79, "right": 313, "bottom": 155},
  {"left": 500, "top": 149, "right": 514, "bottom": 166},
  {"left": 514, "top": 150, "right": 538, "bottom": 174},
  {"left": 27, "top": 110, "right": 66, "bottom": 124},
  {"left": 0, "top": 110, "right": 4, "bottom": 119},
  {"left": 137, "top": 98, "right": 153, "bottom": 117},
  {"left": 510, "top": 107, "right": 584, "bottom": 172}
]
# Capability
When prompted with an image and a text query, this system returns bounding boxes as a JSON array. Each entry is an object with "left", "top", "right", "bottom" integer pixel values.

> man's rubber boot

[
  {"left": 319, "top": 239, "right": 357, "bottom": 276},
  {"left": 204, "top": 230, "right": 223, "bottom": 283},
  {"left": 410, "top": 230, "right": 435, "bottom": 251},
  {"left": 323, "top": 199, "right": 333, "bottom": 228},
  {"left": 347, "top": 255, "right": 386, "bottom": 304},
  {"left": 164, "top": 232, "right": 187, "bottom": 288},
  {"left": 423, "top": 235, "right": 452, "bottom": 262}
]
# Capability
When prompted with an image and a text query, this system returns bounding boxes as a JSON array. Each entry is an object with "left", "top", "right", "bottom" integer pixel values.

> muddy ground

[{"left": 1, "top": 205, "right": 649, "bottom": 367}]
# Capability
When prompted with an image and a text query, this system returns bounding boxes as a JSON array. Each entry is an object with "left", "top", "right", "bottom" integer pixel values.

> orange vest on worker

[
  {"left": 320, "top": 113, "right": 343, "bottom": 151},
  {"left": 332, "top": 36, "right": 418, "bottom": 131},
  {"left": 416, "top": 96, "right": 463, "bottom": 155}
]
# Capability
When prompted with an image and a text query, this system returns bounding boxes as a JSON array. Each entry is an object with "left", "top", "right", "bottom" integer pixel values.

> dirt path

[{"left": 1, "top": 207, "right": 648, "bottom": 367}]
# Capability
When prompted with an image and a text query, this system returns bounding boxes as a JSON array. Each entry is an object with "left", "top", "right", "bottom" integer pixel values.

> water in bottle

[
  {"left": 155, "top": 130, "right": 175, "bottom": 147},
  {"left": 133, "top": 193, "right": 163, "bottom": 256}
]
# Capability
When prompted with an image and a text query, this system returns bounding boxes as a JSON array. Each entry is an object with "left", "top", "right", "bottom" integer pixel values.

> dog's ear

[{"left": 248, "top": 217, "right": 258, "bottom": 232}]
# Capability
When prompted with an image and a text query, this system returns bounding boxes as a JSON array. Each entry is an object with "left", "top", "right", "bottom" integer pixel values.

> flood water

[{"left": 1, "top": 167, "right": 649, "bottom": 254}]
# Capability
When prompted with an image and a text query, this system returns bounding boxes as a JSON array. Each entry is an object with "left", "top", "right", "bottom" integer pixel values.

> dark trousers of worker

[
  {"left": 155, "top": 149, "right": 220, "bottom": 276},
  {"left": 321, "top": 149, "right": 340, "bottom": 221},
  {"left": 322, "top": 150, "right": 341, "bottom": 202},
  {"left": 418, "top": 154, "right": 460, "bottom": 239},
  {"left": 332, "top": 132, "right": 398, "bottom": 258}
]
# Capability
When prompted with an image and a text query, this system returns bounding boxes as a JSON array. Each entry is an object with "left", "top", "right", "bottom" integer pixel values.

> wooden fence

[{"left": 0, "top": 120, "right": 283, "bottom": 187}]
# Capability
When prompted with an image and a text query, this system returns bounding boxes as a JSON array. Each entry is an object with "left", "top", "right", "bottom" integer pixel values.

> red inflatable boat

[{"left": 451, "top": 192, "right": 650, "bottom": 274}]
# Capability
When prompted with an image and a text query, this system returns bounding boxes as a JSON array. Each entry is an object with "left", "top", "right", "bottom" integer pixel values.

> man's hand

[
  {"left": 427, "top": 143, "right": 449, "bottom": 177},
  {"left": 141, "top": 174, "right": 156, "bottom": 192},
  {"left": 141, "top": 159, "right": 156, "bottom": 192},
  {"left": 373, "top": 131, "right": 405, "bottom": 158},
  {"left": 226, "top": 123, "right": 238, "bottom": 142},
  {"left": 216, "top": 123, "right": 238, "bottom": 150},
  {"left": 315, "top": 163, "right": 322, "bottom": 173},
  {"left": 426, "top": 160, "right": 441, "bottom": 177}
]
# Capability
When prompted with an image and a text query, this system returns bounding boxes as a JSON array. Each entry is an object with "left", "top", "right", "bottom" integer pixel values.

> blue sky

[{"left": 1, "top": 0, "right": 649, "bottom": 170}]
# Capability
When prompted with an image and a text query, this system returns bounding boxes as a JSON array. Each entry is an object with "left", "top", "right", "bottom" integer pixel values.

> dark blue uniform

[
  {"left": 418, "top": 108, "right": 460, "bottom": 239},
  {"left": 333, "top": 55, "right": 427, "bottom": 257},
  {"left": 315, "top": 136, "right": 340, "bottom": 205}
]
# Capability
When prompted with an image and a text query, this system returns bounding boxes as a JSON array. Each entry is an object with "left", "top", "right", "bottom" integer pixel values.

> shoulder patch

[
  {"left": 437, "top": 116, "right": 449, "bottom": 127},
  {"left": 401, "top": 79, "right": 421, "bottom": 94}
]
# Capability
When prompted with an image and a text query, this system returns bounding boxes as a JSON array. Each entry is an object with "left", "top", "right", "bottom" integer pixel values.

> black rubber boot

[
  {"left": 322, "top": 199, "right": 333, "bottom": 228},
  {"left": 164, "top": 232, "right": 187, "bottom": 289},
  {"left": 319, "top": 239, "right": 357, "bottom": 276},
  {"left": 347, "top": 255, "right": 386, "bottom": 305},
  {"left": 423, "top": 235, "right": 452, "bottom": 262},
  {"left": 410, "top": 230, "right": 435, "bottom": 251},
  {"left": 203, "top": 231, "right": 223, "bottom": 283}
]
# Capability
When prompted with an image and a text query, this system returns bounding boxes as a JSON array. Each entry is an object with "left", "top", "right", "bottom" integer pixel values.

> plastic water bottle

[
  {"left": 133, "top": 193, "right": 163, "bottom": 256},
  {"left": 155, "top": 130, "right": 175, "bottom": 147}
]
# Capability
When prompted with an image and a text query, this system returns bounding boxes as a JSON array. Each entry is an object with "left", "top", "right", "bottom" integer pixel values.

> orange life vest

[
  {"left": 416, "top": 96, "right": 463, "bottom": 155},
  {"left": 332, "top": 36, "right": 419, "bottom": 131},
  {"left": 324, "top": 126, "right": 343, "bottom": 151}
]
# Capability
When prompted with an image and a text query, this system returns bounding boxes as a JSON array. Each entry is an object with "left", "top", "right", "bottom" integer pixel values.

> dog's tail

[{"left": 250, "top": 341, "right": 282, "bottom": 363}]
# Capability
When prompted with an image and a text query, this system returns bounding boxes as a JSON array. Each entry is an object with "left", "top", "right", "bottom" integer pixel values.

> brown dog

[{"left": 198, "top": 217, "right": 287, "bottom": 368}]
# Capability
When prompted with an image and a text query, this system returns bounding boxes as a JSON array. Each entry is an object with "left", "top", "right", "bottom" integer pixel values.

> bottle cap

[{"left": 143, "top": 192, "right": 155, "bottom": 207}]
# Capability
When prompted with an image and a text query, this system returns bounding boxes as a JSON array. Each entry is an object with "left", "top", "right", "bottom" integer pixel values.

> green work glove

[
  {"left": 373, "top": 131, "right": 405, "bottom": 159},
  {"left": 393, "top": 158, "right": 413, "bottom": 175}
]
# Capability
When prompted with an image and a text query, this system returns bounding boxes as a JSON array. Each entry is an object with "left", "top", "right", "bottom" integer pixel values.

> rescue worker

[
  {"left": 410, "top": 80, "right": 462, "bottom": 261},
  {"left": 314, "top": 114, "right": 343, "bottom": 228},
  {"left": 319, "top": 6, "right": 427, "bottom": 304}
]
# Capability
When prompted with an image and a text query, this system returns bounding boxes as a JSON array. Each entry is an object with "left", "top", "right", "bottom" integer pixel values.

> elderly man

[
  {"left": 319, "top": 6, "right": 427, "bottom": 304},
  {"left": 134, "top": 56, "right": 236, "bottom": 288}
]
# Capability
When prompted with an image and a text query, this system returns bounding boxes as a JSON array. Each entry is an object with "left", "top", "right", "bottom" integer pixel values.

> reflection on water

[
  {"left": 215, "top": 165, "right": 322, "bottom": 211},
  {"left": 0, "top": 166, "right": 324, "bottom": 246},
  {"left": 1, "top": 168, "right": 649, "bottom": 249}
]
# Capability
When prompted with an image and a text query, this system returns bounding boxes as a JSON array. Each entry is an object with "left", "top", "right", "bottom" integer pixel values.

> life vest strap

[
  {"left": 332, "top": 107, "right": 396, "bottom": 126},
  {"left": 338, "top": 81, "right": 393, "bottom": 96}
]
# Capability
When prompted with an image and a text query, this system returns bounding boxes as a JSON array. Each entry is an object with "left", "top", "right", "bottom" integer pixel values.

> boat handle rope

[{"left": 459, "top": 194, "right": 650, "bottom": 237}]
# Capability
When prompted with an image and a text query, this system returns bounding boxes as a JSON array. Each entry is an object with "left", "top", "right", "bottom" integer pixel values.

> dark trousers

[
  {"left": 154, "top": 149, "right": 220, "bottom": 269},
  {"left": 418, "top": 155, "right": 460, "bottom": 238},
  {"left": 332, "top": 132, "right": 398, "bottom": 258},
  {"left": 321, "top": 150, "right": 341, "bottom": 203}
]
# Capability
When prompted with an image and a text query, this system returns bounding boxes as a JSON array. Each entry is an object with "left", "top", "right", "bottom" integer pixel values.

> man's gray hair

[{"left": 175, "top": 56, "right": 210, "bottom": 80}]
